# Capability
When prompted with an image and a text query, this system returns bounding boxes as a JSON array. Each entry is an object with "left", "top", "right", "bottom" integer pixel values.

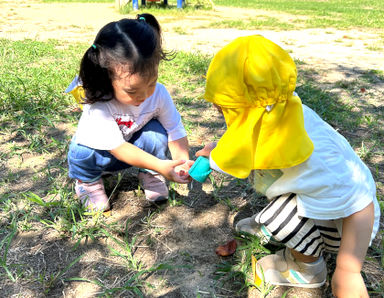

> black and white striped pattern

[{"left": 255, "top": 193, "right": 342, "bottom": 257}]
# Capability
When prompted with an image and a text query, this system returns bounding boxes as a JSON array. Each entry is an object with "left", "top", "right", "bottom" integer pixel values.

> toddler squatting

[
  {"left": 195, "top": 35, "right": 380, "bottom": 297},
  {"left": 67, "top": 14, "right": 192, "bottom": 211}
]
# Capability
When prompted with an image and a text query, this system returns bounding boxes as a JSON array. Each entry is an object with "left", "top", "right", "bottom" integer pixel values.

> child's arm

[
  {"left": 109, "top": 142, "right": 190, "bottom": 183},
  {"left": 168, "top": 136, "right": 193, "bottom": 177},
  {"left": 332, "top": 202, "right": 374, "bottom": 298},
  {"left": 195, "top": 142, "right": 217, "bottom": 157},
  {"left": 168, "top": 136, "right": 190, "bottom": 161}
]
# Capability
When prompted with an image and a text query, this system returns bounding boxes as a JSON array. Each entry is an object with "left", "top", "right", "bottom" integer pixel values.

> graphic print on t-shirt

[
  {"left": 114, "top": 109, "right": 159, "bottom": 141},
  {"left": 115, "top": 117, "right": 134, "bottom": 128}
]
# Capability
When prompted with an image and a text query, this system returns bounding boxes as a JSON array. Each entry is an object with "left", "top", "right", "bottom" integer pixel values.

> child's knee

[{"left": 131, "top": 119, "right": 168, "bottom": 156}]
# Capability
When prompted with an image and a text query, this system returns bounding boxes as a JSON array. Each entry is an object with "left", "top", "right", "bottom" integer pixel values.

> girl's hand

[
  {"left": 195, "top": 142, "right": 217, "bottom": 157},
  {"left": 175, "top": 160, "right": 194, "bottom": 179},
  {"left": 332, "top": 266, "right": 369, "bottom": 298},
  {"left": 159, "top": 159, "right": 192, "bottom": 184}
]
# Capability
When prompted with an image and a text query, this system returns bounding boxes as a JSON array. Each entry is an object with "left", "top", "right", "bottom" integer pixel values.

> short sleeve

[
  {"left": 74, "top": 103, "right": 125, "bottom": 150},
  {"left": 156, "top": 85, "right": 187, "bottom": 141}
]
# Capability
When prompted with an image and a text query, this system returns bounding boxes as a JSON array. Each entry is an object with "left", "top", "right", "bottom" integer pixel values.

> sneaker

[
  {"left": 75, "top": 179, "right": 110, "bottom": 212},
  {"left": 255, "top": 248, "right": 327, "bottom": 288},
  {"left": 235, "top": 215, "right": 278, "bottom": 245},
  {"left": 138, "top": 171, "right": 169, "bottom": 202}
]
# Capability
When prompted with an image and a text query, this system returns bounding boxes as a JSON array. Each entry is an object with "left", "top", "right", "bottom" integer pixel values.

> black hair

[{"left": 79, "top": 13, "right": 171, "bottom": 104}]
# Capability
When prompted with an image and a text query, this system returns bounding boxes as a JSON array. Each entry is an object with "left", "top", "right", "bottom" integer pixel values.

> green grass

[
  {"left": 0, "top": 39, "right": 84, "bottom": 155},
  {"left": 214, "top": 233, "right": 274, "bottom": 295},
  {"left": 207, "top": 17, "right": 296, "bottom": 31},
  {"left": 214, "top": 0, "right": 384, "bottom": 28},
  {"left": 211, "top": 0, "right": 384, "bottom": 29}
]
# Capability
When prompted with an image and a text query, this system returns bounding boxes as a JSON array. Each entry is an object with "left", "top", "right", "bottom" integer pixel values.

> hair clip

[
  {"left": 139, "top": 16, "right": 146, "bottom": 21},
  {"left": 91, "top": 44, "right": 97, "bottom": 49}
]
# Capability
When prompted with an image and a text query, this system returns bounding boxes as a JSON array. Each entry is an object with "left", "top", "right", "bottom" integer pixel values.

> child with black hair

[
  {"left": 67, "top": 14, "right": 192, "bottom": 211},
  {"left": 196, "top": 35, "right": 380, "bottom": 297}
]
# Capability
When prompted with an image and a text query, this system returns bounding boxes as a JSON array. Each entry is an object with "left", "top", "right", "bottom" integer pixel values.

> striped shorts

[{"left": 255, "top": 193, "right": 342, "bottom": 257}]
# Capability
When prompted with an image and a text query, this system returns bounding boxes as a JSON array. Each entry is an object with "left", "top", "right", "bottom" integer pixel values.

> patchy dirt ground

[{"left": 0, "top": 0, "right": 383, "bottom": 297}]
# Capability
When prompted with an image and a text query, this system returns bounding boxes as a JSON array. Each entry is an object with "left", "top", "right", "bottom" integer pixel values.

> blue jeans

[{"left": 68, "top": 119, "right": 168, "bottom": 182}]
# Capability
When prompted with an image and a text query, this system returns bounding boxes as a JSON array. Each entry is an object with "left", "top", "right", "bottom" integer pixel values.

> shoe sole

[
  {"left": 146, "top": 196, "right": 168, "bottom": 203},
  {"left": 267, "top": 280, "right": 326, "bottom": 289}
]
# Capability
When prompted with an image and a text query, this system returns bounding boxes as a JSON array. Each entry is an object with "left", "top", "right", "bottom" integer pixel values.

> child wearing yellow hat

[{"left": 196, "top": 35, "right": 380, "bottom": 296}]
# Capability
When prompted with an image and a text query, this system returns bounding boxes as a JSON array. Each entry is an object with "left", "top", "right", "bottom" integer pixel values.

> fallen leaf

[{"left": 215, "top": 239, "right": 237, "bottom": 256}]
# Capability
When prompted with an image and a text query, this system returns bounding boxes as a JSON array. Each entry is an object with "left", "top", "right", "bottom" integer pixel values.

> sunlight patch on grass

[
  {"left": 207, "top": 17, "right": 295, "bottom": 30},
  {"left": 214, "top": 0, "right": 384, "bottom": 29}
]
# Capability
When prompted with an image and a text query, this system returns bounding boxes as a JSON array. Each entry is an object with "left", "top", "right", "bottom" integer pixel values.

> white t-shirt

[
  {"left": 210, "top": 104, "right": 380, "bottom": 241},
  {"left": 74, "top": 83, "right": 187, "bottom": 150}
]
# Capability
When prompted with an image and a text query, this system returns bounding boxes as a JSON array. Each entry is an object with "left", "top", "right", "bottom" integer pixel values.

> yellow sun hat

[{"left": 204, "top": 35, "right": 314, "bottom": 178}]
